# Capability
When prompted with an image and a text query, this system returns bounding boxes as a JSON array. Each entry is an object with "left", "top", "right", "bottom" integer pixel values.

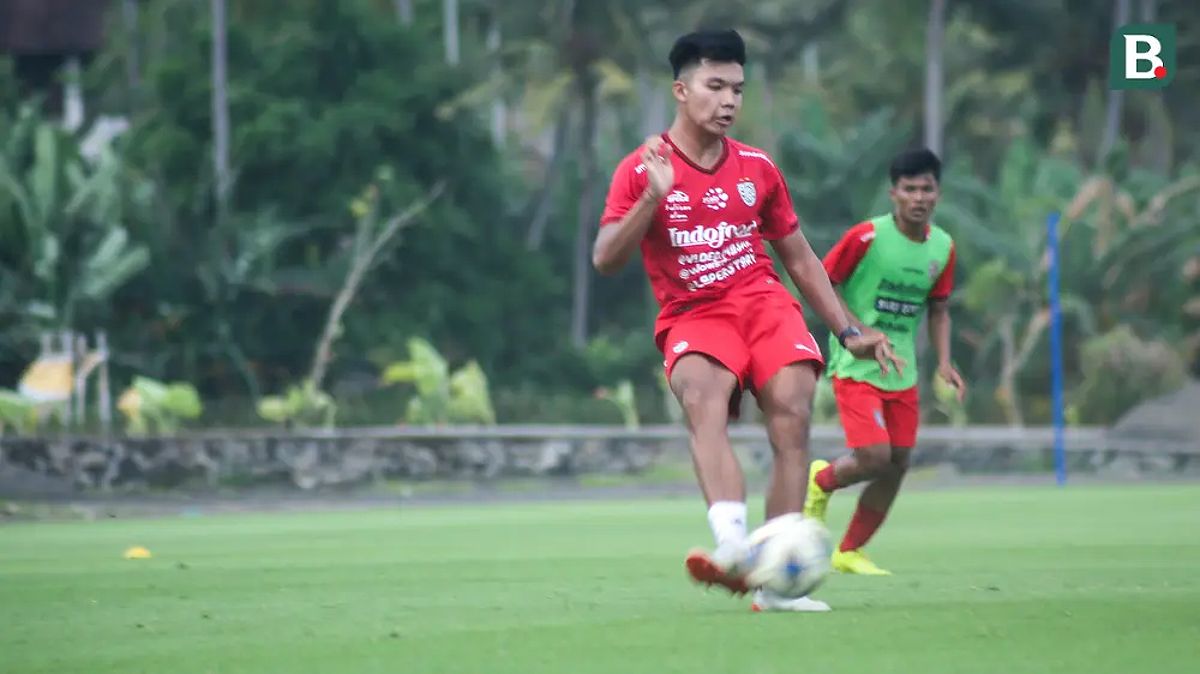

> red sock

[
  {"left": 815, "top": 464, "right": 839, "bottom": 492},
  {"left": 839, "top": 505, "right": 887, "bottom": 552}
]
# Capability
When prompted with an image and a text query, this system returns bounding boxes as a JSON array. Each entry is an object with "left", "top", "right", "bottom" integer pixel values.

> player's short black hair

[
  {"left": 889, "top": 148, "right": 942, "bottom": 184},
  {"left": 668, "top": 29, "right": 746, "bottom": 79}
]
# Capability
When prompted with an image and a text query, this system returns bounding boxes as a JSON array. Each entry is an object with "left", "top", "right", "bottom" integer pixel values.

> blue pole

[{"left": 1047, "top": 212, "right": 1066, "bottom": 486}]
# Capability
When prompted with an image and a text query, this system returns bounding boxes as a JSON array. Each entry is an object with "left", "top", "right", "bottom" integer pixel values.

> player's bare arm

[
  {"left": 831, "top": 287, "right": 877, "bottom": 335},
  {"left": 929, "top": 298, "right": 966, "bottom": 402},
  {"left": 592, "top": 144, "right": 674, "bottom": 275},
  {"left": 771, "top": 230, "right": 905, "bottom": 376}
]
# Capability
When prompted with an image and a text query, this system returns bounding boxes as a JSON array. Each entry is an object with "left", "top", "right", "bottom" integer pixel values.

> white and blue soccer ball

[{"left": 744, "top": 513, "right": 833, "bottom": 599}]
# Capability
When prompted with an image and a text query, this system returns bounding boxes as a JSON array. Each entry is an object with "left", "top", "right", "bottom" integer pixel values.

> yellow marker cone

[{"left": 123, "top": 546, "right": 152, "bottom": 559}]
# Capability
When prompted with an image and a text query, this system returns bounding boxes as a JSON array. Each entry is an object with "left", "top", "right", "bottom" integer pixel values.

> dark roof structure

[{"left": 0, "top": 0, "right": 111, "bottom": 54}]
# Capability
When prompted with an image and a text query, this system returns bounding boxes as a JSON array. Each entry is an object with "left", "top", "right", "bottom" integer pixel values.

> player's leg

[
  {"left": 852, "top": 447, "right": 911, "bottom": 518},
  {"left": 834, "top": 387, "right": 919, "bottom": 574},
  {"left": 803, "top": 378, "right": 892, "bottom": 523},
  {"left": 672, "top": 354, "right": 752, "bottom": 594},
  {"left": 831, "top": 447, "right": 909, "bottom": 575},
  {"left": 743, "top": 299, "right": 833, "bottom": 612},
  {"left": 741, "top": 296, "right": 825, "bottom": 520},
  {"left": 662, "top": 317, "right": 755, "bottom": 594},
  {"left": 669, "top": 353, "right": 744, "bottom": 507},
  {"left": 755, "top": 361, "right": 820, "bottom": 519}
]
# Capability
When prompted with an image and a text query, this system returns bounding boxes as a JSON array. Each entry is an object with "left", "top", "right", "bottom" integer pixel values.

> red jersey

[{"left": 600, "top": 134, "right": 799, "bottom": 342}]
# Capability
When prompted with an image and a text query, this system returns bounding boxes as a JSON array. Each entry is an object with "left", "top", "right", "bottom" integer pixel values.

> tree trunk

[
  {"left": 394, "top": 0, "right": 414, "bottom": 25},
  {"left": 487, "top": 12, "right": 506, "bottom": 147},
  {"left": 759, "top": 63, "right": 778, "bottom": 154},
  {"left": 62, "top": 56, "right": 84, "bottom": 132},
  {"left": 802, "top": 43, "right": 820, "bottom": 85},
  {"left": 637, "top": 69, "right": 668, "bottom": 140},
  {"left": 995, "top": 309, "right": 1051, "bottom": 427},
  {"left": 1137, "top": 0, "right": 1167, "bottom": 171},
  {"left": 995, "top": 316, "right": 1023, "bottom": 427},
  {"left": 1099, "top": 0, "right": 1132, "bottom": 163},
  {"left": 525, "top": 106, "right": 572, "bottom": 250},
  {"left": 123, "top": 0, "right": 140, "bottom": 106},
  {"left": 1139, "top": 0, "right": 1156, "bottom": 23},
  {"left": 442, "top": 0, "right": 460, "bottom": 66},
  {"left": 309, "top": 183, "right": 446, "bottom": 389},
  {"left": 97, "top": 331, "right": 112, "bottom": 435},
  {"left": 570, "top": 75, "right": 598, "bottom": 349},
  {"left": 210, "top": 0, "right": 231, "bottom": 221},
  {"left": 923, "top": 0, "right": 946, "bottom": 156}
]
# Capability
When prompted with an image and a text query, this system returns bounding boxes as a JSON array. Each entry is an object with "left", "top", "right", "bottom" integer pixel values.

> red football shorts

[
  {"left": 832, "top": 377, "right": 920, "bottom": 449},
  {"left": 659, "top": 282, "right": 824, "bottom": 397}
]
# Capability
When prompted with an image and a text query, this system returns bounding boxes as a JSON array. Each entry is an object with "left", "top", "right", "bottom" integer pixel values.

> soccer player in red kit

[{"left": 593, "top": 29, "right": 901, "bottom": 612}]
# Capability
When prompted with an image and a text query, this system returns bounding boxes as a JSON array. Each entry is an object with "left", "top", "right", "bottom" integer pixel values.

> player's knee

[
  {"left": 765, "top": 398, "right": 812, "bottom": 436},
  {"left": 677, "top": 384, "right": 730, "bottom": 428},
  {"left": 857, "top": 444, "right": 892, "bottom": 474},
  {"left": 890, "top": 447, "right": 913, "bottom": 473}
]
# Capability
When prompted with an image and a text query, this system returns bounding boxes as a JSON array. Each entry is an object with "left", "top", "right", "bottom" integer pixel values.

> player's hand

[
  {"left": 643, "top": 134, "right": 665, "bottom": 152},
  {"left": 844, "top": 331, "right": 905, "bottom": 377},
  {"left": 937, "top": 362, "right": 967, "bottom": 402},
  {"left": 640, "top": 136, "right": 673, "bottom": 201}
]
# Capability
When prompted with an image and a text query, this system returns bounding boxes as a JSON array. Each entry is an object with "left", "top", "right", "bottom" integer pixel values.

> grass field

[{"left": 4, "top": 483, "right": 1199, "bottom": 674}]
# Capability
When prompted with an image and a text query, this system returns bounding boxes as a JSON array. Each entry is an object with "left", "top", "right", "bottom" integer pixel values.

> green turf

[{"left": 3, "top": 484, "right": 1199, "bottom": 674}]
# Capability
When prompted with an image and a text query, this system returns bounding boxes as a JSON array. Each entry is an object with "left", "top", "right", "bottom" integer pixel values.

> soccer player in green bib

[{"left": 803, "top": 149, "right": 967, "bottom": 575}]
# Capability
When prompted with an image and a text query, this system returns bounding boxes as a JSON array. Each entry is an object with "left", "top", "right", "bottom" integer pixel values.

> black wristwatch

[{"left": 837, "top": 326, "right": 863, "bottom": 348}]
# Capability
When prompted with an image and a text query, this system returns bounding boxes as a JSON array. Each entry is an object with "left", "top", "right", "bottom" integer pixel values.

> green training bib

[{"left": 827, "top": 213, "right": 953, "bottom": 391}]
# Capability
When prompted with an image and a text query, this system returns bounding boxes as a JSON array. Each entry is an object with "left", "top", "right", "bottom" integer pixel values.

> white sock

[{"left": 707, "top": 501, "right": 748, "bottom": 548}]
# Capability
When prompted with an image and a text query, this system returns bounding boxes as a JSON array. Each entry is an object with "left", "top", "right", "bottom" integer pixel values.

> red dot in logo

[{"left": 1154, "top": 66, "right": 1167, "bottom": 79}]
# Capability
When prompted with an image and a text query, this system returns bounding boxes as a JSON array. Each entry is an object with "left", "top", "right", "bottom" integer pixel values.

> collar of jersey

[{"left": 662, "top": 132, "right": 729, "bottom": 175}]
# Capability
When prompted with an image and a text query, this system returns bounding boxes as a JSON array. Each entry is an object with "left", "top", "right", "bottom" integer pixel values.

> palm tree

[
  {"left": 0, "top": 107, "right": 152, "bottom": 334},
  {"left": 438, "top": 0, "right": 640, "bottom": 347}
]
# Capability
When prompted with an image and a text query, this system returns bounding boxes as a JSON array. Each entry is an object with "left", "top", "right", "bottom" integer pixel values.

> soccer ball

[{"left": 744, "top": 513, "right": 833, "bottom": 598}]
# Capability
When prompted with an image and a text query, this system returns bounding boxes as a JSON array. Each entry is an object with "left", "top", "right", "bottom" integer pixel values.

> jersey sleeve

[
  {"left": 929, "top": 242, "right": 957, "bottom": 300},
  {"left": 759, "top": 163, "right": 800, "bottom": 240},
  {"left": 822, "top": 221, "right": 876, "bottom": 284},
  {"left": 599, "top": 153, "right": 647, "bottom": 227}
]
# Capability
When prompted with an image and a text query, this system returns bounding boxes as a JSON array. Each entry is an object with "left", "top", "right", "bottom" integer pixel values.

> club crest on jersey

[{"left": 737, "top": 179, "right": 757, "bottom": 207}]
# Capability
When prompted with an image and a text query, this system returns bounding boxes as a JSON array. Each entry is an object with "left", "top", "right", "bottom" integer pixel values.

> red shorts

[
  {"left": 659, "top": 282, "right": 824, "bottom": 396},
  {"left": 832, "top": 377, "right": 919, "bottom": 449}
]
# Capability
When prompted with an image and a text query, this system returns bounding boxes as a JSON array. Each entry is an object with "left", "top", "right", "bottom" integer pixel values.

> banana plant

[
  {"left": 382, "top": 337, "right": 496, "bottom": 425},
  {"left": 256, "top": 380, "right": 337, "bottom": 429},
  {"left": 116, "top": 376, "right": 203, "bottom": 436},
  {"left": 0, "top": 388, "right": 37, "bottom": 435},
  {"left": 595, "top": 379, "right": 639, "bottom": 429},
  {"left": 0, "top": 105, "right": 151, "bottom": 330}
]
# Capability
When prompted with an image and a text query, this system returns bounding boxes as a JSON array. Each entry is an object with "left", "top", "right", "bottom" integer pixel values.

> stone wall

[
  {"left": 1, "top": 425, "right": 1197, "bottom": 494},
  {"left": 0, "top": 430, "right": 674, "bottom": 492}
]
